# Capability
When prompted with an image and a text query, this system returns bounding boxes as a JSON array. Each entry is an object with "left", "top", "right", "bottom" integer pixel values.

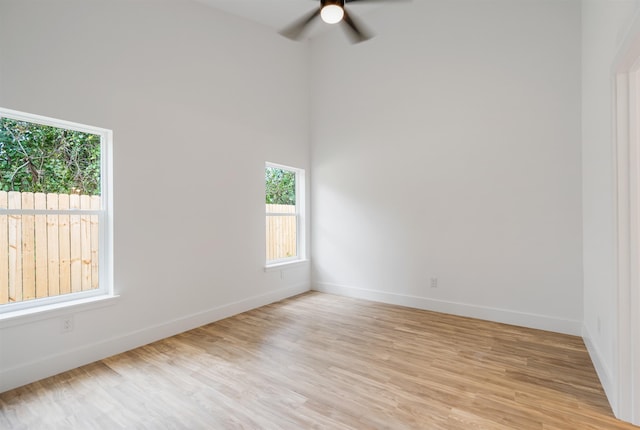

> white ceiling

[{"left": 192, "top": 0, "right": 389, "bottom": 37}]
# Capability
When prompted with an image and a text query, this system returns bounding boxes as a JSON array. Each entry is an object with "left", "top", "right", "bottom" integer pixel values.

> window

[
  {"left": 265, "top": 163, "right": 305, "bottom": 265},
  {"left": 0, "top": 107, "right": 112, "bottom": 314}
]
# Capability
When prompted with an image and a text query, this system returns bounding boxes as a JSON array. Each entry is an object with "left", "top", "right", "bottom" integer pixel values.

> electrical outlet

[
  {"left": 430, "top": 277, "right": 438, "bottom": 288},
  {"left": 61, "top": 316, "right": 74, "bottom": 333}
]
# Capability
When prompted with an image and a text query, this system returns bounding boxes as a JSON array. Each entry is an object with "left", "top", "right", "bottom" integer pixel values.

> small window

[
  {"left": 0, "top": 107, "right": 112, "bottom": 314},
  {"left": 265, "top": 163, "right": 304, "bottom": 265}
]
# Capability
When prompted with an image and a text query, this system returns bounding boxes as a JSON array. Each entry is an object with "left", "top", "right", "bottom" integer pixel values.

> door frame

[{"left": 614, "top": 18, "right": 640, "bottom": 425}]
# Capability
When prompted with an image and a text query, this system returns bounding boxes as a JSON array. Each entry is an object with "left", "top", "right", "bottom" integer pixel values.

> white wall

[
  {"left": 0, "top": 0, "right": 311, "bottom": 392},
  {"left": 581, "top": 0, "right": 640, "bottom": 414},
  {"left": 2, "top": 0, "right": 636, "bottom": 412},
  {"left": 310, "top": 0, "right": 583, "bottom": 334}
]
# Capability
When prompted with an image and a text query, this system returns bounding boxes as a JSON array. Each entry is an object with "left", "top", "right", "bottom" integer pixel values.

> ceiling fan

[{"left": 279, "top": 0, "right": 405, "bottom": 44}]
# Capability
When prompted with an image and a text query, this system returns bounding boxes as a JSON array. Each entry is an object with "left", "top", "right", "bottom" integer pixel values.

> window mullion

[{"left": 266, "top": 213, "right": 297, "bottom": 216}]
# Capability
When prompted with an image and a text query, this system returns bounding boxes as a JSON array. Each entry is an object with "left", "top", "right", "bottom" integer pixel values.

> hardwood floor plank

[{"left": 0, "top": 291, "right": 637, "bottom": 429}]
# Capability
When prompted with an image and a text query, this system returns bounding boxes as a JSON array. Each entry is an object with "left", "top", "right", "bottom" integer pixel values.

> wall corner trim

[{"left": 582, "top": 324, "right": 617, "bottom": 413}]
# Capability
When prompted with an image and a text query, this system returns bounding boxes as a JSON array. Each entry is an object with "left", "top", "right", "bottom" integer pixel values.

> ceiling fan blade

[
  {"left": 279, "top": 8, "right": 321, "bottom": 41},
  {"left": 341, "top": 10, "right": 372, "bottom": 44}
]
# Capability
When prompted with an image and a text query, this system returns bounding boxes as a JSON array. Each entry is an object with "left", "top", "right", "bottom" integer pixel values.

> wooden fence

[
  {"left": 1, "top": 198, "right": 292, "bottom": 304},
  {"left": 266, "top": 204, "right": 297, "bottom": 261},
  {"left": 0, "top": 191, "right": 100, "bottom": 305}
]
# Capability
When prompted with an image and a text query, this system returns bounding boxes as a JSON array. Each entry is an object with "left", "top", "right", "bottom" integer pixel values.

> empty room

[{"left": 0, "top": 0, "right": 639, "bottom": 428}]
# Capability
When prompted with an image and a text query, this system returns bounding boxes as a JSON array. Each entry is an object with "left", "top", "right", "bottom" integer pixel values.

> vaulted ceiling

[{"left": 192, "top": 0, "right": 391, "bottom": 39}]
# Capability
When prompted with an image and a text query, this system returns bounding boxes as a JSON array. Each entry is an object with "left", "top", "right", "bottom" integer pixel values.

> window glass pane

[
  {"left": 0, "top": 211, "right": 100, "bottom": 304},
  {"left": 265, "top": 167, "right": 295, "bottom": 205},
  {"left": 0, "top": 118, "right": 101, "bottom": 204},
  {"left": 0, "top": 114, "right": 103, "bottom": 307},
  {"left": 266, "top": 215, "right": 297, "bottom": 261},
  {"left": 265, "top": 166, "right": 298, "bottom": 262}
]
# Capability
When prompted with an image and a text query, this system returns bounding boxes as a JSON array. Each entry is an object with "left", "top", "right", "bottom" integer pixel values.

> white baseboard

[
  {"left": 582, "top": 324, "right": 617, "bottom": 414},
  {"left": 0, "top": 283, "right": 310, "bottom": 393},
  {"left": 313, "top": 282, "right": 582, "bottom": 336}
]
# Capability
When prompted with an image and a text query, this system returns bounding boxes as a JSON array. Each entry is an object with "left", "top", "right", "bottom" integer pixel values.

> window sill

[
  {"left": 264, "top": 259, "right": 309, "bottom": 272},
  {"left": 0, "top": 294, "right": 120, "bottom": 329}
]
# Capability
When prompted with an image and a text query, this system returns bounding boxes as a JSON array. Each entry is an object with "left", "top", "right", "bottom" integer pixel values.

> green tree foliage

[
  {"left": 0, "top": 118, "right": 101, "bottom": 195},
  {"left": 265, "top": 167, "right": 295, "bottom": 205}
]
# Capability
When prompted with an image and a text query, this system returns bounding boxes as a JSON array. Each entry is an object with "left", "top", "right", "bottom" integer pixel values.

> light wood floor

[{"left": 0, "top": 292, "right": 637, "bottom": 429}]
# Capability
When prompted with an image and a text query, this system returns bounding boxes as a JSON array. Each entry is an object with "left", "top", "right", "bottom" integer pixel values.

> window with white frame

[
  {"left": 265, "top": 163, "right": 304, "bottom": 265},
  {"left": 0, "top": 107, "right": 112, "bottom": 314}
]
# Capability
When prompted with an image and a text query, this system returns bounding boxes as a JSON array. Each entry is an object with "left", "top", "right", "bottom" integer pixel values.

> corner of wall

[{"left": 582, "top": 323, "right": 617, "bottom": 414}]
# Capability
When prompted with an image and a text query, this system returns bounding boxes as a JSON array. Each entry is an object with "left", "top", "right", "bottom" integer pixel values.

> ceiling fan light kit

[
  {"left": 279, "top": 0, "right": 408, "bottom": 44},
  {"left": 320, "top": 4, "right": 345, "bottom": 24}
]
